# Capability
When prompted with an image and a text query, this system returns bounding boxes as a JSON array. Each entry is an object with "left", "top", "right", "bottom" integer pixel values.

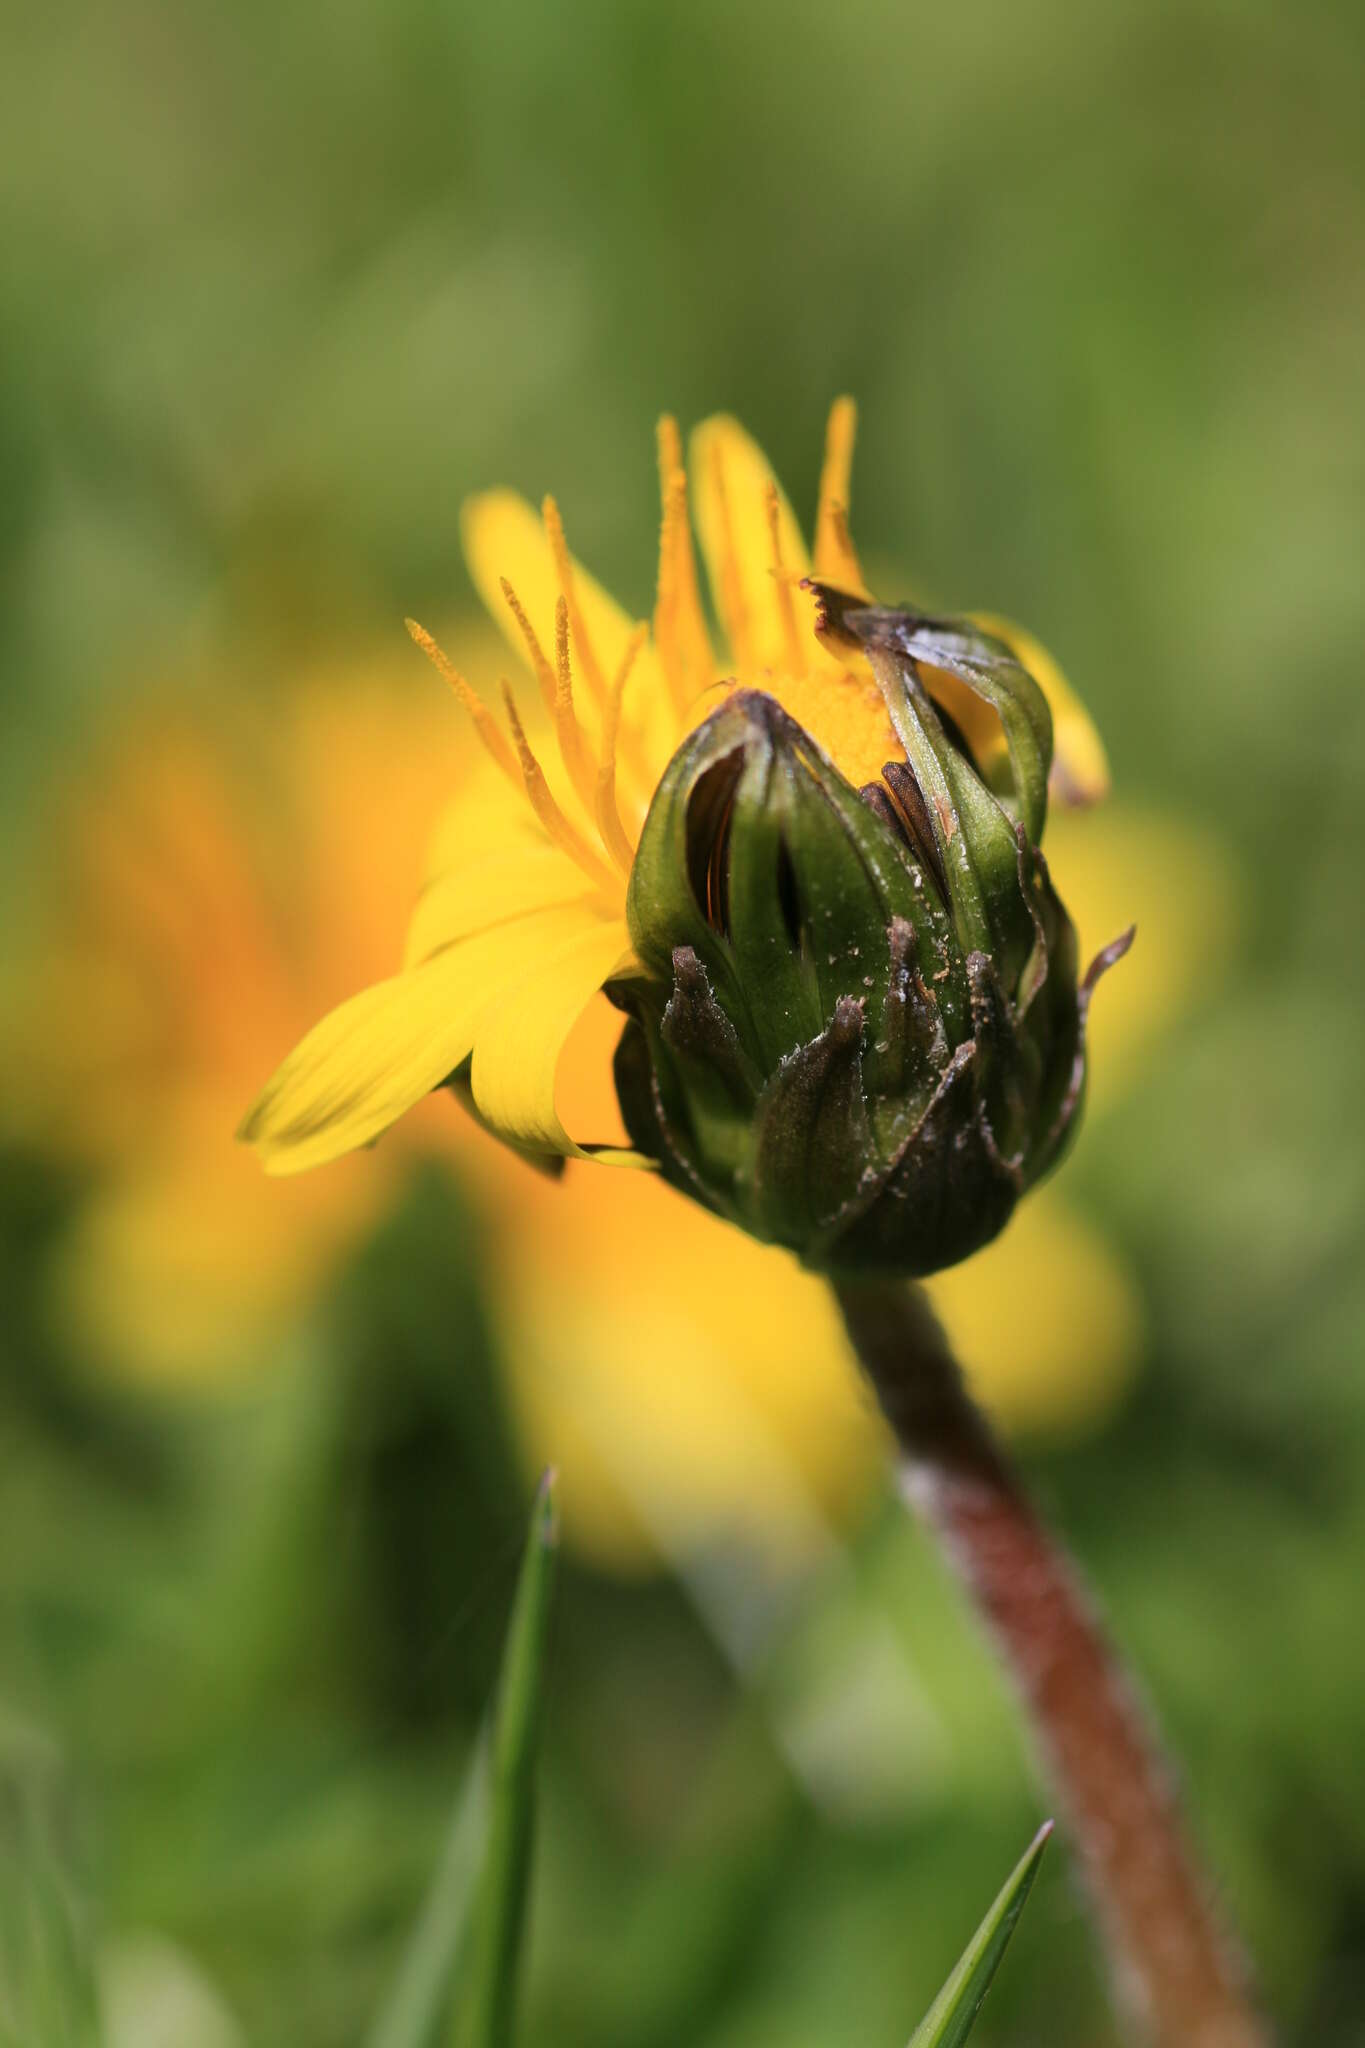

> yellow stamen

[
  {"left": 552, "top": 594, "right": 600, "bottom": 816},
  {"left": 657, "top": 415, "right": 684, "bottom": 486},
  {"left": 595, "top": 622, "right": 648, "bottom": 873},
  {"left": 764, "top": 483, "right": 805, "bottom": 674},
  {"left": 829, "top": 506, "right": 866, "bottom": 597},
  {"left": 499, "top": 578, "right": 558, "bottom": 720},
  {"left": 500, "top": 683, "right": 616, "bottom": 887},
  {"left": 543, "top": 495, "right": 607, "bottom": 704},
  {"left": 405, "top": 619, "right": 521, "bottom": 786},
  {"left": 709, "top": 440, "right": 753, "bottom": 671},
  {"left": 815, "top": 395, "right": 867, "bottom": 592}
]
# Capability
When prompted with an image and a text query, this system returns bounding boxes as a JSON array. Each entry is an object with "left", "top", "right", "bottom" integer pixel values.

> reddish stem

[{"left": 835, "top": 1277, "right": 1270, "bottom": 2048}]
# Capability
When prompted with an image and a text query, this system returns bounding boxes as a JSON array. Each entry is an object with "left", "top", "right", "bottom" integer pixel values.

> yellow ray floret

[
  {"left": 469, "top": 915, "right": 636, "bottom": 1154},
  {"left": 238, "top": 906, "right": 600, "bottom": 1175},
  {"left": 654, "top": 416, "right": 712, "bottom": 709},
  {"left": 764, "top": 482, "right": 806, "bottom": 676},
  {"left": 689, "top": 414, "right": 811, "bottom": 675},
  {"left": 403, "top": 844, "right": 601, "bottom": 971},
  {"left": 814, "top": 394, "right": 867, "bottom": 593}
]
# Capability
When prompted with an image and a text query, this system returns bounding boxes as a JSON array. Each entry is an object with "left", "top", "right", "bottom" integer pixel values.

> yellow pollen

[
  {"left": 405, "top": 619, "right": 522, "bottom": 786},
  {"left": 657, "top": 414, "right": 684, "bottom": 482},
  {"left": 764, "top": 482, "right": 805, "bottom": 674},
  {"left": 500, "top": 681, "right": 615, "bottom": 887},
  {"left": 551, "top": 595, "right": 600, "bottom": 816},
  {"left": 499, "top": 577, "right": 558, "bottom": 720},
  {"left": 752, "top": 665, "right": 903, "bottom": 791},
  {"left": 595, "top": 621, "right": 648, "bottom": 873},
  {"left": 815, "top": 396, "right": 868, "bottom": 593},
  {"left": 543, "top": 495, "right": 607, "bottom": 704}
]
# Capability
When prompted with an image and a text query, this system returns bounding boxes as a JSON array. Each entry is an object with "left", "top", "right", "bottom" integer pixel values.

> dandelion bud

[{"left": 615, "top": 597, "right": 1128, "bottom": 1277}]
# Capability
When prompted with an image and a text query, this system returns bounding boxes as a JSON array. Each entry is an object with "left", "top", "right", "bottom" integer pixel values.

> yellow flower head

[{"left": 240, "top": 403, "right": 1109, "bottom": 1202}]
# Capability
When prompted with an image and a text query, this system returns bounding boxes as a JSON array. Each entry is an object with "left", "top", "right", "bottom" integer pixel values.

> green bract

[{"left": 613, "top": 589, "right": 1128, "bottom": 1277}]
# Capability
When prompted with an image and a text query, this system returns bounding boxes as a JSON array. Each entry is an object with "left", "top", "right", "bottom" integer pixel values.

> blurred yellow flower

[
  {"left": 7, "top": 666, "right": 1232, "bottom": 1568},
  {"left": 6, "top": 684, "right": 466, "bottom": 1377},
  {"left": 4, "top": 410, "right": 1236, "bottom": 1571}
]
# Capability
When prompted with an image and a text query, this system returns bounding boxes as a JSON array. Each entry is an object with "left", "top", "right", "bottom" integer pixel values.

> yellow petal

[
  {"left": 971, "top": 611, "right": 1110, "bottom": 806},
  {"left": 813, "top": 395, "right": 867, "bottom": 590},
  {"left": 552, "top": 989, "right": 633, "bottom": 1150},
  {"left": 240, "top": 905, "right": 596, "bottom": 1174},
  {"left": 403, "top": 845, "right": 600, "bottom": 969},
  {"left": 461, "top": 490, "right": 676, "bottom": 781},
  {"left": 689, "top": 415, "right": 813, "bottom": 675},
  {"left": 470, "top": 915, "right": 635, "bottom": 1152},
  {"left": 653, "top": 418, "right": 715, "bottom": 707},
  {"left": 419, "top": 775, "right": 545, "bottom": 889}
]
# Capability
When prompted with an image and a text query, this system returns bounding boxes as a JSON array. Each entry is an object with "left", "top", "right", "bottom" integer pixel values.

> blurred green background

[{"left": 2, "top": 0, "right": 1364, "bottom": 2041}]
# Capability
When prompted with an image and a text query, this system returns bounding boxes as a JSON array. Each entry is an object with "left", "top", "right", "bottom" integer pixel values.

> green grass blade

[
  {"left": 0, "top": 1727, "right": 102, "bottom": 2048},
  {"left": 451, "top": 1470, "right": 560, "bottom": 2048},
  {"left": 365, "top": 1472, "right": 559, "bottom": 2048},
  {"left": 363, "top": 1746, "right": 491, "bottom": 2048},
  {"left": 906, "top": 1822, "right": 1053, "bottom": 2048}
]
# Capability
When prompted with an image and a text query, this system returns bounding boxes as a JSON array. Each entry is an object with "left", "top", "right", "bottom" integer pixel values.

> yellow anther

[
  {"left": 405, "top": 619, "right": 521, "bottom": 785},
  {"left": 657, "top": 414, "right": 684, "bottom": 482},
  {"left": 500, "top": 683, "right": 616, "bottom": 887},
  {"left": 552, "top": 594, "right": 600, "bottom": 816},
  {"left": 499, "top": 577, "right": 558, "bottom": 720},
  {"left": 543, "top": 495, "right": 607, "bottom": 704}
]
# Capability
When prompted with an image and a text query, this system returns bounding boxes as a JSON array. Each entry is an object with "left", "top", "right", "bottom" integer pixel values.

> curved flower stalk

[{"left": 838, "top": 1281, "right": 1267, "bottom": 2048}]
